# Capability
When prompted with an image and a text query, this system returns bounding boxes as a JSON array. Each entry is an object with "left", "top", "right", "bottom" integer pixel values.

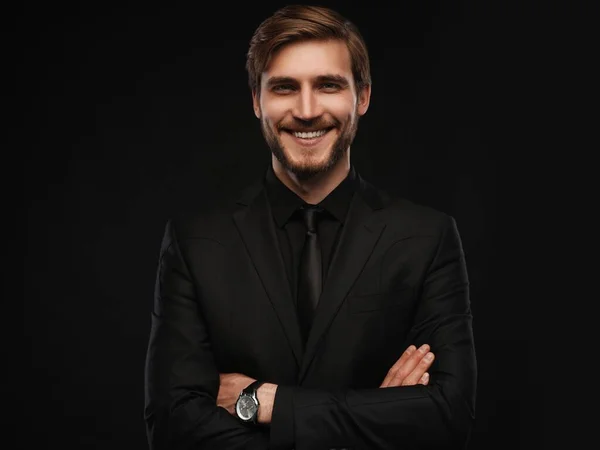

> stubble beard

[{"left": 261, "top": 115, "right": 359, "bottom": 182}]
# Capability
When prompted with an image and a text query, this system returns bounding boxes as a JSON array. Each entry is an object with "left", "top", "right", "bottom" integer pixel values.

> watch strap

[{"left": 242, "top": 380, "right": 265, "bottom": 396}]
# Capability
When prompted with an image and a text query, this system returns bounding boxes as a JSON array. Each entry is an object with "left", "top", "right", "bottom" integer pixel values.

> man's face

[{"left": 252, "top": 39, "right": 370, "bottom": 180}]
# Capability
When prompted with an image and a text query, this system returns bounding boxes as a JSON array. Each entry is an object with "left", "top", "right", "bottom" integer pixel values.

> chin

[
  {"left": 268, "top": 127, "right": 347, "bottom": 179},
  {"left": 288, "top": 146, "right": 330, "bottom": 163},
  {"left": 282, "top": 149, "right": 340, "bottom": 179}
]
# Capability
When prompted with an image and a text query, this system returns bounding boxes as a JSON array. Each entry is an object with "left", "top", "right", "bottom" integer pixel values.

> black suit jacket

[{"left": 144, "top": 169, "right": 477, "bottom": 450}]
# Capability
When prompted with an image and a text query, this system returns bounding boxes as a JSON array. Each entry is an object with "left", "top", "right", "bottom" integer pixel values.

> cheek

[
  {"left": 260, "top": 98, "right": 290, "bottom": 123},
  {"left": 322, "top": 97, "right": 356, "bottom": 120}
]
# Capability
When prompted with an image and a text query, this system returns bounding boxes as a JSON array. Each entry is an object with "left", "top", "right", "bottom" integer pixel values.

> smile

[
  {"left": 283, "top": 127, "right": 333, "bottom": 147},
  {"left": 292, "top": 129, "right": 329, "bottom": 139}
]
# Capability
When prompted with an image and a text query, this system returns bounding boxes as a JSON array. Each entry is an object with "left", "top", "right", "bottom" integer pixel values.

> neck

[{"left": 272, "top": 153, "right": 351, "bottom": 205}]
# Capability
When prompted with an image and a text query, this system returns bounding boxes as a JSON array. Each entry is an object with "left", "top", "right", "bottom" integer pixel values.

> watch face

[{"left": 236, "top": 395, "right": 257, "bottom": 421}]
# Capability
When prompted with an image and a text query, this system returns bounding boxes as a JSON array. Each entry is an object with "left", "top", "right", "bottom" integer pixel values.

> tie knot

[{"left": 300, "top": 205, "right": 322, "bottom": 233}]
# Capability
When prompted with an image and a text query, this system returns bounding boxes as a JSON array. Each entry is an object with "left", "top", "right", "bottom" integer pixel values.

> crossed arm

[
  {"left": 145, "top": 216, "right": 476, "bottom": 450},
  {"left": 217, "top": 343, "right": 436, "bottom": 424}
]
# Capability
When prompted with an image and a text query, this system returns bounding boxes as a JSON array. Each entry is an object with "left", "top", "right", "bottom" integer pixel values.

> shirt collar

[{"left": 264, "top": 165, "right": 358, "bottom": 227}]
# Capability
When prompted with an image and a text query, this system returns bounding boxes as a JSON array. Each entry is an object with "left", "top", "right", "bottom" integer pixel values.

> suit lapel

[
  {"left": 232, "top": 180, "right": 304, "bottom": 369},
  {"left": 299, "top": 178, "right": 387, "bottom": 382}
]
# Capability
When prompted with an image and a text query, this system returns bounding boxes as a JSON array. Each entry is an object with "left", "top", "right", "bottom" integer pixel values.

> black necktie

[{"left": 297, "top": 205, "right": 322, "bottom": 345}]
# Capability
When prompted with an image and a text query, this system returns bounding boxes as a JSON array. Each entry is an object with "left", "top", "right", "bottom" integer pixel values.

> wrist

[{"left": 257, "top": 383, "right": 278, "bottom": 424}]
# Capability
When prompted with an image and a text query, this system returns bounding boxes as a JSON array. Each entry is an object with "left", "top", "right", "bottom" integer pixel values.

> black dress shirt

[{"left": 264, "top": 165, "right": 358, "bottom": 306}]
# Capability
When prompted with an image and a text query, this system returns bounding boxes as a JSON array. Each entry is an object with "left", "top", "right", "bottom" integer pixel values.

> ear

[
  {"left": 357, "top": 84, "right": 371, "bottom": 116},
  {"left": 252, "top": 89, "right": 261, "bottom": 118}
]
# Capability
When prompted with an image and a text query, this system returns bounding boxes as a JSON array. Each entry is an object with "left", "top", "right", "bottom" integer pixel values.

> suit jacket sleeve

[
  {"left": 269, "top": 215, "right": 477, "bottom": 450},
  {"left": 144, "top": 220, "right": 270, "bottom": 450}
]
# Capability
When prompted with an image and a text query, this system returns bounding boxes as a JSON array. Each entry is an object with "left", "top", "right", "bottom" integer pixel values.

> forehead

[{"left": 263, "top": 39, "right": 353, "bottom": 82}]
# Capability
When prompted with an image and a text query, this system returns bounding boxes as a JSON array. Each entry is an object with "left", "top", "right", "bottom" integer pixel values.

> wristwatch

[{"left": 235, "top": 380, "right": 265, "bottom": 424}]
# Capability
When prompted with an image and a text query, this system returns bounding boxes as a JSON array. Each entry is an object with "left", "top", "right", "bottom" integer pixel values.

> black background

[{"left": 21, "top": 1, "right": 547, "bottom": 448}]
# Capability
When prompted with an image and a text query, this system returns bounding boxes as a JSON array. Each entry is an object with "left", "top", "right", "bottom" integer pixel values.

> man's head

[{"left": 246, "top": 5, "right": 371, "bottom": 181}]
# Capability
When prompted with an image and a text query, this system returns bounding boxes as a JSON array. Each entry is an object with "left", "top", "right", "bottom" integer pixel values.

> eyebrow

[{"left": 265, "top": 74, "right": 350, "bottom": 88}]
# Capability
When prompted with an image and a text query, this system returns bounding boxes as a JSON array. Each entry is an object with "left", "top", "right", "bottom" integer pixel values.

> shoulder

[
  {"left": 358, "top": 175, "right": 456, "bottom": 236},
  {"left": 162, "top": 173, "right": 266, "bottom": 243}
]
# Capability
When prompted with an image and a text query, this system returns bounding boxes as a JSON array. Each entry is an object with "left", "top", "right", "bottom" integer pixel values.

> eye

[
  {"left": 272, "top": 84, "right": 295, "bottom": 93},
  {"left": 321, "top": 82, "right": 341, "bottom": 91}
]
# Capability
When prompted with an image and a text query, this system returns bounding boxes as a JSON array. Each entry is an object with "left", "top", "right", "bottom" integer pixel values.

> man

[{"left": 144, "top": 5, "right": 476, "bottom": 450}]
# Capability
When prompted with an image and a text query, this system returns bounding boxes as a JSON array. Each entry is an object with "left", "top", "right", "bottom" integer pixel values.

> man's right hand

[{"left": 380, "top": 344, "right": 435, "bottom": 388}]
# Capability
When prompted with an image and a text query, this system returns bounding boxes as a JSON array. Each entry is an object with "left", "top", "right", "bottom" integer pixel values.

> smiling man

[
  {"left": 255, "top": 38, "right": 367, "bottom": 188},
  {"left": 144, "top": 5, "right": 477, "bottom": 450}
]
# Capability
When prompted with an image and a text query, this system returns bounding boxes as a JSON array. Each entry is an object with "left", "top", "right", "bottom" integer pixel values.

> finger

[
  {"left": 386, "top": 344, "right": 431, "bottom": 387},
  {"left": 381, "top": 348, "right": 412, "bottom": 387},
  {"left": 381, "top": 345, "right": 417, "bottom": 387},
  {"left": 418, "top": 372, "right": 429, "bottom": 385},
  {"left": 402, "top": 352, "right": 435, "bottom": 386},
  {"left": 380, "top": 345, "right": 417, "bottom": 387}
]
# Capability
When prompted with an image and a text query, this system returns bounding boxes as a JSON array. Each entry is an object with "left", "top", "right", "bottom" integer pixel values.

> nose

[{"left": 293, "top": 88, "right": 322, "bottom": 121}]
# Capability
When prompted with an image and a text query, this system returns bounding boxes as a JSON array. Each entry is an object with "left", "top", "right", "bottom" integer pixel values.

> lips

[
  {"left": 292, "top": 129, "right": 327, "bottom": 139},
  {"left": 283, "top": 127, "right": 334, "bottom": 146},
  {"left": 285, "top": 126, "right": 334, "bottom": 135}
]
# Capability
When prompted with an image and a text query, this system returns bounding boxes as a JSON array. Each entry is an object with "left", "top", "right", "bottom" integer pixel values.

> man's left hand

[{"left": 217, "top": 373, "right": 256, "bottom": 415}]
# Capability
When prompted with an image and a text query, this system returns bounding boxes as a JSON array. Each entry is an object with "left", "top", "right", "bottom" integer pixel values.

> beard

[{"left": 260, "top": 113, "right": 359, "bottom": 182}]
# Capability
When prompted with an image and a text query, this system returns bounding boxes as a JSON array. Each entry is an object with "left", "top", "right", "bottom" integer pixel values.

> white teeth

[{"left": 292, "top": 129, "right": 328, "bottom": 139}]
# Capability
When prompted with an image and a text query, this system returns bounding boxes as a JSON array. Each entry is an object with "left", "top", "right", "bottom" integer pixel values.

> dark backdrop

[{"left": 22, "top": 1, "right": 545, "bottom": 449}]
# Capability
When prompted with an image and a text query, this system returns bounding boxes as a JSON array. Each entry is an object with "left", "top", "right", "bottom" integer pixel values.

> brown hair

[{"left": 246, "top": 5, "right": 371, "bottom": 96}]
